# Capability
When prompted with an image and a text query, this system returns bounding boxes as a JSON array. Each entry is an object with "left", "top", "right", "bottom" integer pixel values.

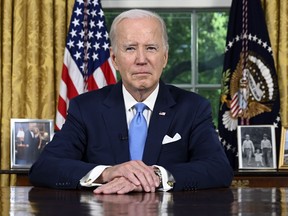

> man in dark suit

[
  {"left": 29, "top": 9, "right": 233, "bottom": 193},
  {"left": 24, "top": 123, "right": 40, "bottom": 164}
]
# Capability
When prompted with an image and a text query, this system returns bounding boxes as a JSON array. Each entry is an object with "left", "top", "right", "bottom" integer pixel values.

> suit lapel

[
  {"left": 102, "top": 82, "right": 130, "bottom": 164},
  {"left": 102, "top": 81, "right": 177, "bottom": 165},
  {"left": 142, "top": 82, "right": 176, "bottom": 165}
]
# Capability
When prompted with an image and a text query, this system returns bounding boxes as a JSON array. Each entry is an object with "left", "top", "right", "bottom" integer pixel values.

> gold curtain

[
  {"left": 261, "top": 0, "right": 288, "bottom": 126},
  {"left": 0, "top": 0, "right": 74, "bottom": 186}
]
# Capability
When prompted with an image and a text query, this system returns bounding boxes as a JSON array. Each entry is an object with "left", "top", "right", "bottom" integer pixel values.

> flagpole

[
  {"left": 239, "top": 0, "right": 249, "bottom": 126},
  {"left": 83, "top": 0, "right": 89, "bottom": 93}
]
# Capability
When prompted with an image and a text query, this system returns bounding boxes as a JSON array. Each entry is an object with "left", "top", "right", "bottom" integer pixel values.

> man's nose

[{"left": 136, "top": 48, "right": 147, "bottom": 64}]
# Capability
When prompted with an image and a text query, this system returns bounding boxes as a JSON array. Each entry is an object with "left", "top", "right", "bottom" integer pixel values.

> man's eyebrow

[
  {"left": 120, "top": 43, "right": 160, "bottom": 49},
  {"left": 146, "top": 44, "right": 159, "bottom": 47},
  {"left": 122, "top": 42, "right": 137, "bottom": 46}
]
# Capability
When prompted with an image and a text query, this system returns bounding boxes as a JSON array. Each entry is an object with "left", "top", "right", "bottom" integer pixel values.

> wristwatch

[{"left": 153, "top": 167, "right": 163, "bottom": 188}]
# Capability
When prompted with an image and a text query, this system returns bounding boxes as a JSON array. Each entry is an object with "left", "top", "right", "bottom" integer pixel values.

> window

[{"left": 104, "top": 8, "right": 229, "bottom": 126}]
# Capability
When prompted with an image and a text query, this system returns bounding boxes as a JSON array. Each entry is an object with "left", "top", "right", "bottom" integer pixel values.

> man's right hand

[{"left": 94, "top": 160, "right": 160, "bottom": 194}]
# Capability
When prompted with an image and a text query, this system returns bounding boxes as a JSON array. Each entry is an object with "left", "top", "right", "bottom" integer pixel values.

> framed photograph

[
  {"left": 278, "top": 126, "right": 288, "bottom": 169},
  {"left": 237, "top": 125, "right": 277, "bottom": 169},
  {"left": 10, "top": 118, "right": 54, "bottom": 170}
]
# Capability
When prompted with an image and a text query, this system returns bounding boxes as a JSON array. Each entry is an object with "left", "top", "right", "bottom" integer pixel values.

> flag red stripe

[
  {"left": 57, "top": 96, "right": 67, "bottom": 121},
  {"left": 87, "top": 75, "right": 99, "bottom": 91},
  {"left": 230, "top": 93, "right": 240, "bottom": 117},
  {"left": 101, "top": 61, "right": 117, "bottom": 84},
  {"left": 61, "top": 64, "right": 79, "bottom": 99}
]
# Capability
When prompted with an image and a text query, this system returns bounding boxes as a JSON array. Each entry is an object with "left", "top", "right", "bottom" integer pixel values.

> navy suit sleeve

[
  {"left": 29, "top": 83, "right": 126, "bottom": 189},
  {"left": 157, "top": 96, "right": 233, "bottom": 191},
  {"left": 29, "top": 98, "right": 98, "bottom": 189}
]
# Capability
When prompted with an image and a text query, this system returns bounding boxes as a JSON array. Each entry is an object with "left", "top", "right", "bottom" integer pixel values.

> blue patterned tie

[{"left": 129, "top": 102, "right": 147, "bottom": 160}]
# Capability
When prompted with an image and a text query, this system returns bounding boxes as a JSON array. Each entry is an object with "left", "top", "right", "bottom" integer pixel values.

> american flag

[
  {"left": 56, "top": 0, "right": 116, "bottom": 130},
  {"left": 218, "top": 0, "right": 281, "bottom": 169}
]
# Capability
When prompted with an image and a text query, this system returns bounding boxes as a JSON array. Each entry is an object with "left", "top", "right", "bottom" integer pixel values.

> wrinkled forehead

[
  {"left": 116, "top": 17, "right": 163, "bottom": 44},
  {"left": 117, "top": 16, "right": 161, "bottom": 32}
]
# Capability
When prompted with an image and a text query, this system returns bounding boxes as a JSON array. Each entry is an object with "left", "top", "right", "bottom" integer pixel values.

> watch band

[{"left": 154, "top": 167, "right": 163, "bottom": 188}]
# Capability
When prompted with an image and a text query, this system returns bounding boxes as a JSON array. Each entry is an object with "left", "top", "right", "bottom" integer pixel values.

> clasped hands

[{"left": 93, "top": 160, "right": 160, "bottom": 194}]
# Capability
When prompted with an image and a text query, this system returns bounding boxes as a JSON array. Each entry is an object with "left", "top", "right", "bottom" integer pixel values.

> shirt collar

[{"left": 122, "top": 84, "right": 159, "bottom": 111}]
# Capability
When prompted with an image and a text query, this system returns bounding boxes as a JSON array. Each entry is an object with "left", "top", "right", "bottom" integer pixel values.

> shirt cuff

[
  {"left": 79, "top": 165, "right": 111, "bottom": 187},
  {"left": 153, "top": 165, "right": 175, "bottom": 191}
]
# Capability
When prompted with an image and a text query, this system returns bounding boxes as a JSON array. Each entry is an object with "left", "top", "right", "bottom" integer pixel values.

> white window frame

[
  {"left": 102, "top": 0, "right": 231, "bottom": 8},
  {"left": 102, "top": 0, "right": 231, "bottom": 93}
]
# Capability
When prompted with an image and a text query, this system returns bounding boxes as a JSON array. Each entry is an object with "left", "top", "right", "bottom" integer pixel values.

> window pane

[
  {"left": 197, "top": 11, "right": 229, "bottom": 85},
  {"left": 159, "top": 12, "right": 192, "bottom": 85}
]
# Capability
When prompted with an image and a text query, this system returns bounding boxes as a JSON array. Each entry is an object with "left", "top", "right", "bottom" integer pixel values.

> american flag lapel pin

[{"left": 159, "top": 112, "right": 166, "bottom": 116}]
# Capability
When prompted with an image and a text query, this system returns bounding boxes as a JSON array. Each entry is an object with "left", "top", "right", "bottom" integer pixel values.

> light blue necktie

[{"left": 129, "top": 102, "right": 147, "bottom": 160}]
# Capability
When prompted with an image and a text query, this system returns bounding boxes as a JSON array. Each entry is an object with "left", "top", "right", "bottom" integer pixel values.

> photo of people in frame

[
  {"left": 237, "top": 125, "right": 277, "bottom": 169},
  {"left": 283, "top": 129, "right": 288, "bottom": 165},
  {"left": 279, "top": 127, "right": 288, "bottom": 168},
  {"left": 11, "top": 119, "right": 54, "bottom": 169}
]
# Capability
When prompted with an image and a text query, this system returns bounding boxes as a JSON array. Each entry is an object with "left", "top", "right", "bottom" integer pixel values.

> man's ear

[
  {"left": 163, "top": 50, "right": 169, "bottom": 68},
  {"left": 110, "top": 47, "right": 119, "bottom": 70}
]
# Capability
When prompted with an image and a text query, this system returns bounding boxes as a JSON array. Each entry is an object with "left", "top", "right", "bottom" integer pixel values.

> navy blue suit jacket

[{"left": 29, "top": 81, "right": 233, "bottom": 191}]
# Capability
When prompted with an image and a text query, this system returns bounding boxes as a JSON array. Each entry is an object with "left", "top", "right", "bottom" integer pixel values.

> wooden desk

[
  {"left": 0, "top": 170, "right": 31, "bottom": 186},
  {"left": 2, "top": 170, "right": 288, "bottom": 187},
  {"left": 1, "top": 186, "right": 288, "bottom": 215},
  {"left": 232, "top": 170, "right": 288, "bottom": 187},
  {"left": 2, "top": 169, "right": 288, "bottom": 188}
]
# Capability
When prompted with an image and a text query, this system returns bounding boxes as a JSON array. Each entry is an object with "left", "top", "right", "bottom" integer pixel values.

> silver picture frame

[
  {"left": 237, "top": 125, "right": 277, "bottom": 170},
  {"left": 10, "top": 118, "right": 54, "bottom": 170}
]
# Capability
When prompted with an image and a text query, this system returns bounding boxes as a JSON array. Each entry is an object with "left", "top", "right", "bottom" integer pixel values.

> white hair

[{"left": 109, "top": 9, "right": 169, "bottom": 53}]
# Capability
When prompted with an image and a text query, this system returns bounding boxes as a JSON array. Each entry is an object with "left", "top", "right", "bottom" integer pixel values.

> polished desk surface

[{"left": 1, "top": 186, "right": 288, "bottom": 215}]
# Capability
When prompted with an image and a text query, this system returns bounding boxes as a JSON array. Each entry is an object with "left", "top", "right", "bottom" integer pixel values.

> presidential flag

[
  {"left": 56, "top": 0, "right": 116, "bottom": 130},
  {"left": 218, "top": 0, "right": 281, "bottom": 169}
]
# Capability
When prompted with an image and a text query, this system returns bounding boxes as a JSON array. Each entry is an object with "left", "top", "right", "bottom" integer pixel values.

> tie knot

[{"left": 134, "top": 102, "right": 146, "bottom": 113}]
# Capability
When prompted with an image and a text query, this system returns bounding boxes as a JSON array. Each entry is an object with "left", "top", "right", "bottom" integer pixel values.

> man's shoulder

[
  {"left": 164, "top": 83, "right": 208, "bottom": 102},
  {"left": 73, "top": 83, "right": 117, "bottom": 101}
]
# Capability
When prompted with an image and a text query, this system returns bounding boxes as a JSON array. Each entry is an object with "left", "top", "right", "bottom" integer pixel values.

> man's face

[
  {"left": 29, "top": 123, "right": 37, "bottom": 131},
  {"left": 110, "top": 17, "right": 168, "bottom": 95}
]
